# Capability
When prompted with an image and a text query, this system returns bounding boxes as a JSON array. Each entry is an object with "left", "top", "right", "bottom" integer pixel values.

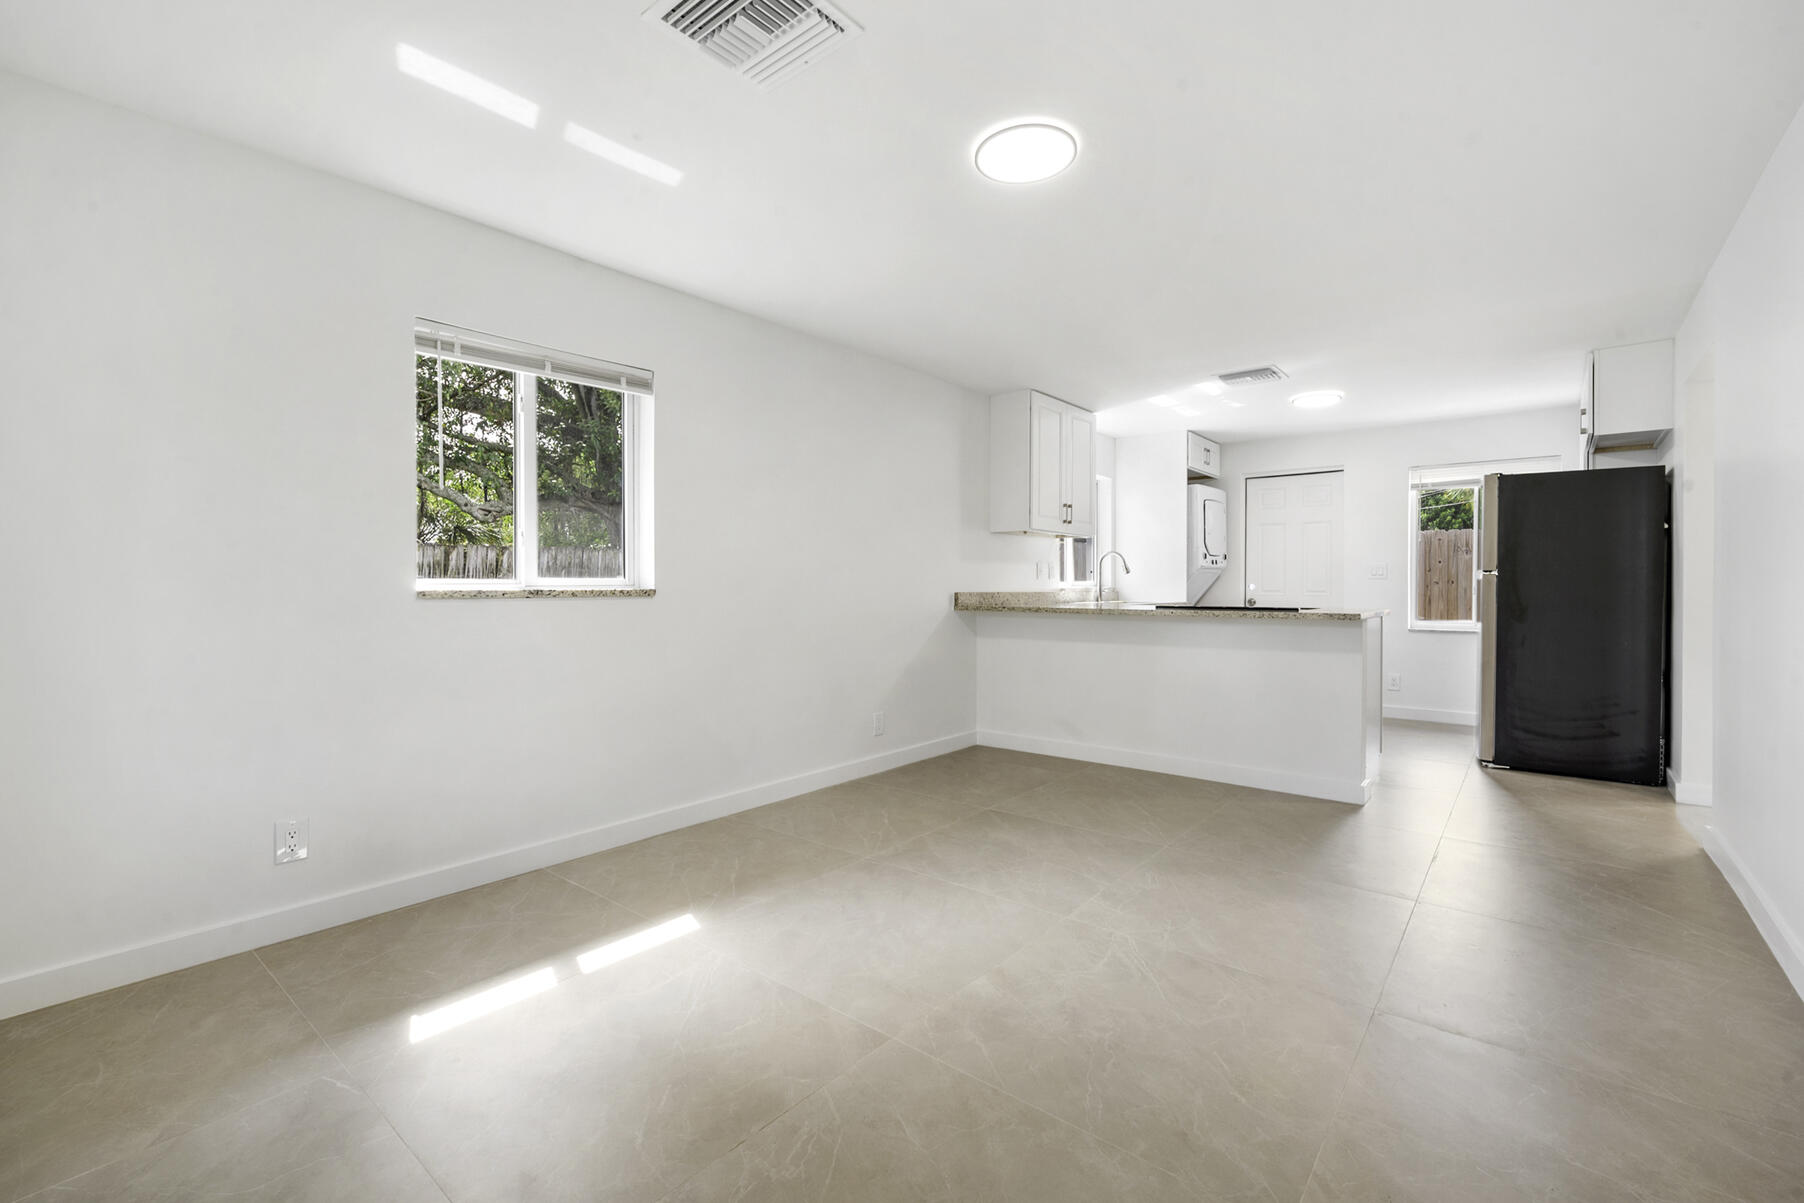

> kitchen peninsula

[{"left": 956, "top": 591, "right": 1385, "bottom": 802}]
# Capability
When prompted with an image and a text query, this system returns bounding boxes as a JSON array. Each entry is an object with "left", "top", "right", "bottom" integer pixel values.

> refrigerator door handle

[
  {"left": 1480, "top": 474, "right": 1501, "bottom": 573},
  {"left": 1479, "top": 571, "right": 1498, "bottom": 764}
]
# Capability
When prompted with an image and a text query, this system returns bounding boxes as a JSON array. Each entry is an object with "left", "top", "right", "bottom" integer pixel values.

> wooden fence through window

[
  {"left": 1417, "top": 529, "right": 1475, "bottom": 621},
  {"left": 416, "top": 543, "right": 623, "bottom": 580}
]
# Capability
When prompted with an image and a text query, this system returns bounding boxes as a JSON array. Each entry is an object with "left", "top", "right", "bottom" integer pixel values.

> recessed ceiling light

[
  {"left": 1174, "top": 405, "right": 1201, "bottom": 417},
  {"left": 1290, "top": 390, "right": 1345, "bottom": 409},
  {"left": 1145, "top": 394, "right": 1179, "bottom": 408},
  {"left": 1194, "top": 379, "right": 1226, "bottom": 397},
  {"left": 563, "top": 122, "right": 684, "bottom": 186},
  {"left": 974, "top": 121, "right": 1078, "bottom": 184},
  {"left": 396, "top": 44, "right": 539, "bottom": 128}
]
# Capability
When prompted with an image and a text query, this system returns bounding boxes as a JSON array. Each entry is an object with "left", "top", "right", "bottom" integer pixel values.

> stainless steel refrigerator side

[
  {"left": 1480, "top": 473, "right": 1500, "bottom": 572},
  {"left": 1477, "top": 474, "right": 1500, "bottom": 762},
  {"left": 1479, "top": 572, "right": 1498, "bottom": 762}
]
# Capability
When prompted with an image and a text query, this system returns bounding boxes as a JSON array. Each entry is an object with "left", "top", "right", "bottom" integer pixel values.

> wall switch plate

[
  {"left": 1368, "top": 564, "right": 1389, "bottom": 579},
  {"left": 1385, "top": 673, "right": 1403, "bottom": 692},
  {"left": 275, "top": 819, "right": 308, "bottom": 864},
  {"left": 872, "top": 711, "right": 885, "bottom": 737}
]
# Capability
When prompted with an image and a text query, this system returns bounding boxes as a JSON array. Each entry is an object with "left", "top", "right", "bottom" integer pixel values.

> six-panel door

[{"left": 1244, "top": 470, "right": 1344, "bottom": 608}]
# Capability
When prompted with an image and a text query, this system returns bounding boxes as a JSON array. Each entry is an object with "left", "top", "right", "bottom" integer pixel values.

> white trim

[
  {"left": 977, "top": 729, "right": 1370, "bottom": 805},
  {"left": 1688, "top": 818, "right": 1804, "bottom": 1003},
  {"left": 1666, "top": 767, "right": 1714, "bottom": 806},
  {"left": 0, "top": 732, "right": 974, "bottom": 1021},
  {"left": 1383, "top": 704, "right": 1478, "bottom": 726}
]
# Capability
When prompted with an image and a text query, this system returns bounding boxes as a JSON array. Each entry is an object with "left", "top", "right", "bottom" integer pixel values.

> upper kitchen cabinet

[
  {"left": 990, "top": 390, "right": 1096, "bottom": 538},
  {"left": 1584, "top": 339, "right": 1674, "bottom": 454},
  {"left": 1186, "top": 432, "right": 1222, "bottom": 479}
]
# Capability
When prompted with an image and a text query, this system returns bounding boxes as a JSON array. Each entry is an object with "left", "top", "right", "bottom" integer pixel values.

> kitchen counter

[
  {"left": 959, "top": 590, "right": 1384, "bottom": 803},
  {"left": 954, "top": 590, "right": 1385, "bottom": 621}
]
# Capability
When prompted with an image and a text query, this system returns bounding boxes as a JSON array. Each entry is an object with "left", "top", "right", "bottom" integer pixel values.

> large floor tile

[
  {"left": 0, "top": 953, "right": 336, "bottom": 1203},
  {"left": 900, "top": 920, "right": 1368, "bottom": 1200},
  {"left": 663, "top": 1039, "right": 1188, "bottom": 1203},
  {"left": 350, "top": 938, "right": 884, "bottom": 1203},
  {"left": 1377, "top": 755, "right": 1470, "bottom": 792},
  {"left": 1381, "top": 903, "right": 1804, "bottom": 1137},
  {"left": 864, "top": 745, "right": 1079, "bottom": 804},
  {"left": 1304, "top": 1014, "right": 1804, "bottom": 1203},
  {"left": 548, "top": 815, "right": 854, "bottom": 922},
  {"left": 1182, "top": 794, "right": 1442, "bottom": 898},
  {"left": 735, "top": 779, "right": 976, "bottom": 856},
  {"left": 1446, "top": 771, "right": 1706, "bottom": 870},
  {"left": 873, "top": 808, "right": 1162, "bottom": 916},
  {"left": 990, "top": 763, "right": 1219, "bottom": 844},
  {"left": 1070, "top": 842, "right": 1417, "bottom": 1007},
  {"left": 1421, "top": 836, "right": 1778, "bottom": 977},
  {"left": 258, "top": 870, "right": 644, "bottom": 1065},
  {"left": 27, "top": 1076, "right": 444, "bottom": 1202},
  {"left": 1380, "top": 722, "right": 1476, "bottom": 765},
  {"left": 703, "top": 858, "right": 1057, "bottom": 1035},
  {"left": 1356, "top": 783, "right": 1457, "bottom": 835}
]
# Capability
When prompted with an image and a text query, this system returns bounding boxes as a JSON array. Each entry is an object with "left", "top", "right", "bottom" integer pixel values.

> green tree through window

[
  {"left": 416, "top": 353, "right": 628, "bottom": 580},
  {"left": 1417, "top": 486, "right": 1475, "bottom": 531}
]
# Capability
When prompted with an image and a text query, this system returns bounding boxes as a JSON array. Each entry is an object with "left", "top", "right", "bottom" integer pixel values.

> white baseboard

[
  {"left": 978, "top": 729, "right": 1368, "bottom": 805},
  {"left": 1666, "top": 768, "right": 1714, "bottom": 806},
  {"left": 1690, "top": 818, "right": 1804, "bottom": 1003},
  {"left": 0, "top": 732, "right": 976, "bottom": 1021},
  {"left": 1382, "top": 704, "right": 1478, "bottom": 726}
]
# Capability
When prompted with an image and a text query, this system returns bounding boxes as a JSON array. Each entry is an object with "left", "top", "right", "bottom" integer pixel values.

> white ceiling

[{"left": 5, "top": 1, "right": 1803, "bottom": 440}]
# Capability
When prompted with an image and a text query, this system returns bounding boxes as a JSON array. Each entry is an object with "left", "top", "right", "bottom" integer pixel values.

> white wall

[
  {"left": 1668, "top": 299, "right": 1716, "bottom": 804},
  {"left": 1204, "top": 406, "right": 1576, "bottom": 725},
  {"left": 1673, "top": 93, "right": 1804, "bottom": 991},
  {"left": 0, "top": 71, "right": 1032, "bottom": 1014}
]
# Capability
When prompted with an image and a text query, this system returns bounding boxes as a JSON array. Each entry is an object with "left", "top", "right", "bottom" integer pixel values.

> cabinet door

[
  {"left": 1065, "top": 407, "right": 1096, "bottom": 537},
  {"left": 1028, "top": 393, "right": 1068, "bottom": 533}
]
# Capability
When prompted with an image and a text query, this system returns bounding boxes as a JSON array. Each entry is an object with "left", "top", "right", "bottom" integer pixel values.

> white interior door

[{"left": 1244, "top": 471, "right": 1344, "bottom": 609}]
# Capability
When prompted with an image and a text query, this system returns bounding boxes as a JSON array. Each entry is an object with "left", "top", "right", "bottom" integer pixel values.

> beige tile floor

[{"left": 5, "top": 721, "right": 1804, "bottom": 1201}]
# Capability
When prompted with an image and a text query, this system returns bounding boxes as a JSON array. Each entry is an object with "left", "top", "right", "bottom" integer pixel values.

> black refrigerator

[{"left": 1477, "top": 466, "right": 1669, "bottom": 785}]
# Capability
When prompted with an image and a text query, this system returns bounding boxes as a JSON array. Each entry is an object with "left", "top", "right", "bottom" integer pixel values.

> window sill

[{"left": 415, "top": 585, "right": 655, "bottom": 599}]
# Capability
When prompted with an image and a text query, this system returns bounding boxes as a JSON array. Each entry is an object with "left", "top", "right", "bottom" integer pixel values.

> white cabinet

[
  {"left": 1186, "top": 432, "right": 1222, "bottom": 479},
  {"left": 991, "top": 390, "right": 1096, "bottom": 538},
  {"left": 1584, "top": 339, "right": 1674, "bottom": 455}
]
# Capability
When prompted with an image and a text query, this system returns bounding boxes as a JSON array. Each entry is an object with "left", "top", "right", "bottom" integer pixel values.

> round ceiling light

[
  {"left": 974, "top": 121, "right": 1078, "bottom": 183},
  {"left": 1290, "top": 390, "right": 1345, "bottom": 409}
]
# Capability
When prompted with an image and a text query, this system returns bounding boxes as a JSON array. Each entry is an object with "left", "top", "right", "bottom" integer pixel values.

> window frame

[
  {"left": 1406, "top": 456, "right": 1559, "bottom": 633},
  {"left": 413, "top": 322, "right": 654, "bottom": 597}
]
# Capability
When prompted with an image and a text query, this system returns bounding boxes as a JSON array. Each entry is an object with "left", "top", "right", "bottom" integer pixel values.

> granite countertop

[{"left": 954, "top": 590, "right": 1386, "bottom": 622}]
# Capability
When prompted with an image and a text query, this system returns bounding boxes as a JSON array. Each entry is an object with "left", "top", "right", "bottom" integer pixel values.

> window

[
  {"left": 1408, "top": 457, "right": 1558, "bottom": 630},
  {"left": 1058, "top": 536, "right": 1091, "bottom": 585},
  {"left": 414, "top": 321, "right": 653, "bottom": 594}
]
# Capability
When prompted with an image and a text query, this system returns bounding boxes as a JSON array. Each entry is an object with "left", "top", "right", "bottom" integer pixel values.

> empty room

[{"left": 4, "top": 1, "right": 1804, "bottom": 1199}]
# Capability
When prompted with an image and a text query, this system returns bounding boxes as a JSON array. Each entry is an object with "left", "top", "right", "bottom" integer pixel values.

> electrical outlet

[
  {"left": 275, "top": 819, "right": 308, "bottom": 864},
  {"left": 1385, "top": 673, "right": 1403, "bottom": 692},
  {"left": 872, "top": 711, "right": 885, "bottom": 737},
  {"left": 1368, "top": 563, "right": 1389, "bottom": 580}
]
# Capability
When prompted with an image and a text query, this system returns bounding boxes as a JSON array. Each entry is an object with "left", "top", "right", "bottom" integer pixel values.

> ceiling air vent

[
  {"left": 1217, "top": 365, "right": 1289, "bottom": 388},
  {"left": 649, "top": 0, "right": 862, "bottom": 89}
]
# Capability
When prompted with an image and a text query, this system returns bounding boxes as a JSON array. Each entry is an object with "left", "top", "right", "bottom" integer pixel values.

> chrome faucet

[{"left": 1094, "top": 550, "right": 1131, "bottom": 603}]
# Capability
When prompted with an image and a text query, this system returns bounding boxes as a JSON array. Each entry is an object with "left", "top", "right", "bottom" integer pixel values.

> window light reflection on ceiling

[
  {"left": 562, "top": 122, "right": 685, "bottom": 187},
  {"left": 396, "top": 43, "right": 540, "bottom": 128}
]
